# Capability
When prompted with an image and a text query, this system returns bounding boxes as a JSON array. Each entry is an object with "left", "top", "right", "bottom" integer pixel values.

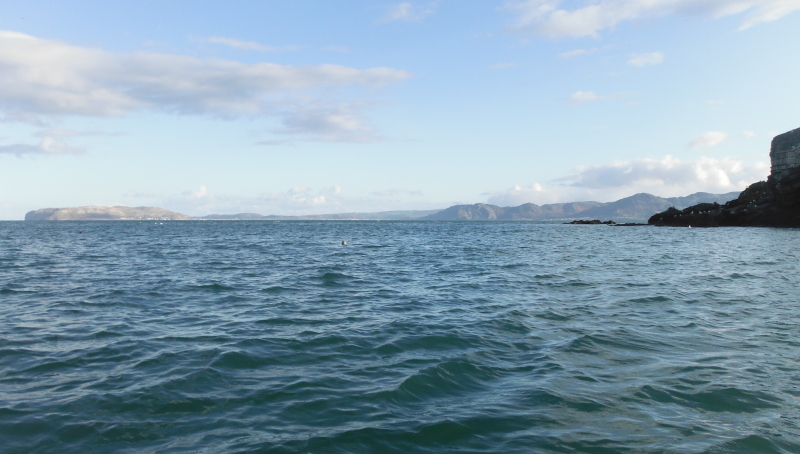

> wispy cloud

[
  {"left": 559, "top": 48, "right": 597, "bottom": 58},
  {"left": 569, "top": 91, "right": 604, "bottom": 105},
  {"left": 271, "top": 104, "right": 381, "bottom": 143},
  {"left": 0, "top": 137, "right": 83, "bottom": 156},
  {"left": 0, "top": 30, "right": 410, "bottom": 143},
  {"left": 383, "top": 2, "right": 436, "bottom": 22},
  {"left": 628, "top": 51, "right": 664, "bottom": 66},
  {"left": 35, "top": 128, "right": 124, "bottom": 138},
  {"left": 568, "top": 90, "right": 631, "bottom": 105},
  {"left": 689, "top": 131, "right": 728, "bottom": 149},
  {"left": 207, "top": 36, "right": 297, "bottom": 52},
  {"left": 504, "top": 0, "right": 800, "bottom": 38}
]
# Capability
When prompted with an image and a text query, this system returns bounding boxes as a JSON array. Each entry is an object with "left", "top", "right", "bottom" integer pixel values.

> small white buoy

[
  {"left": 688, "top": 225, "right": 692, "bottom": 228},
  {"left": 342, "top": 241, "right": 348, "bottom": 245}
]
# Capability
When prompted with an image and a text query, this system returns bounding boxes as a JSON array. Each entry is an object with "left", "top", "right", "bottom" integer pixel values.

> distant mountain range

[
  {"left": 24, "top": 191, "right": 741, "bottom": 222},
  {"left": 421, "top": 192, "right": 740, "bottom": 222},
  {"left": 198, "top": 209, "right": 441, "bottom": 221}
]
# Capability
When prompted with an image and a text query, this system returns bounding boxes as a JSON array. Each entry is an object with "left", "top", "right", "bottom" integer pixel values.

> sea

[{"left": 1, "top": 221, "right": 799, "bottom": 453}]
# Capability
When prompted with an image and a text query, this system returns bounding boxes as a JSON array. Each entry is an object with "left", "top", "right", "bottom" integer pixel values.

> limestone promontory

[
  {"left": 25, "top": 206, "right": 192, "bottom": 221},
  {"left": 649, "top": 126, "right": 800, "bottom": 227}
]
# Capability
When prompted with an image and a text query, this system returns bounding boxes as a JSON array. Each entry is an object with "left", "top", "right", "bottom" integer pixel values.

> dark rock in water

[{"left": 565, "top": 219, "right": 615, "bottom": 225}]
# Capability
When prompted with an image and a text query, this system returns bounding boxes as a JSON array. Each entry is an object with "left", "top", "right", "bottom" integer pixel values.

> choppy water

[{"left": 1, "top": 221, "right": 799, "bottom": 453}]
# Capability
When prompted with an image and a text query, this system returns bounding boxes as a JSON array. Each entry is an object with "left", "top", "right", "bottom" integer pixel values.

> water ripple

[{"left": 1, "top": 221, "right": 799, "bottom": 453}]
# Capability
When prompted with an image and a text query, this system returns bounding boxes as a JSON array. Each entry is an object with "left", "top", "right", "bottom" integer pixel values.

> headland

[{"left": 649, "top": 127, "right": 800, "bottom": 227}]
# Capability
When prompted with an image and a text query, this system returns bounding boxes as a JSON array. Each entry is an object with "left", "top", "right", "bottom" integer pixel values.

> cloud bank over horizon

[
  {"left": 486, "top": 155, "right": 769, "bottom": 206},
  {"left": 111, "top": 154, "right": 770, "bottom": 217}
]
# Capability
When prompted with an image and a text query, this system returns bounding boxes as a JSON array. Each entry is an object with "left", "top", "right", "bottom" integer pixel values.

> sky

[{"left": 1, "top": 0, "right": 799, "bottom": 219}]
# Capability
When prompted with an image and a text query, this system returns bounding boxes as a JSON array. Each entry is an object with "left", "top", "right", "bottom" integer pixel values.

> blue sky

[{"left": 1, "top": 0, "right": 799, "bottom": 219}]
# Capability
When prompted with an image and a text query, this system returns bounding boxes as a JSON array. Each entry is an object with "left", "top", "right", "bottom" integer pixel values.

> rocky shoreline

[{"left": 649, "top": 127, "right": 800, "bottom": 228}]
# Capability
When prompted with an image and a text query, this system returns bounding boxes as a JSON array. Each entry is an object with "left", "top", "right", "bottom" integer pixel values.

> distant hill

[
  {"left": 421, "top": 192, "right": 742, "bottom": 222},
  {"left": 25, "top": 206, "right": 192, "bottom": 221},
  {"left": 665, "top": 192, "right": 741, "bottom": 207},
  {"left": 198, "top": 209, "right": 441, "bottom": 220},
  {"left": 422, "top": 201, "right": 603, "bottom": 221},
  {"left": 24, "top": 191, "right": 742, "bottom": 222},
  {"left": 575, "top": 193, "right": 673, "bottom": 222}
]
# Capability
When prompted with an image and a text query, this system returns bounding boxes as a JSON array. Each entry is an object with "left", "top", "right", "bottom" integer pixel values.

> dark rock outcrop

[
  {"left": 649, "top": 127, "right": 800, "bottom": 228},
  {"left": 565, "top": 219, "right": 616, "bottom": 225}
]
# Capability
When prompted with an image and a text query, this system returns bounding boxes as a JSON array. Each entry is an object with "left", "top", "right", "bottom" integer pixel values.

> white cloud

[
  {"left": 384, "top": 2, "right": 436, "bottom": 22},
  {"left": 560, "top": 155, "right": 764, "bottom": 188},
  {"left": 193, "top": 185, "right": 208, "bottom": 199},
  {"left": 568, "top": 90, "right": 632, "bottom": 105},
  {"left": 272, "top": 186, "right": 337, "bottom": 206},
  {"left": 487, "top": 155, "right": 768, "bottom": 205},
  {"left": 504, "top": 0, "right": 800, "bottom": 38},
  {"left": 628, "top": 51, "right": 664, "bottom": 66},
  {"left": 271, "top": 105, "right": 380, "bottom": 143},
  {"left": 0, "top": 136, "right": 83, "bottom": 156},
  {"left": 171, "top": 185, "right": 346, "bottom": 215},
  {"left": 743, "top": 130, "right": 757, "bottom": 137},
  {"left": 689, "top": 131, "right": 728, "bottom": 148},
  {"left": 569, "top": 91, "right": 603, "bottom": 104},
  {"left": 559, "top": 48, "right": 597, "bottom": 58},
  {"left": 35, "top": 128, "right": 123, "bottom": 138},
  {"left": 0, "top": 30, "right": 410, "bottom": 142},
  {"left": 485, "top": 183, "right": 569, "bottom": 206},
  {"left": 207, "top": 37, "right": 297, "bottom": 52},
  {"left": 150, "top": 184, "right": 446, "bottom": 217}
]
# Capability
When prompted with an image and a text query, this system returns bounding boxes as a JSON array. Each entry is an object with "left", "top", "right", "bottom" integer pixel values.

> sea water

[{"left": 1, "top": 221, "right": 798, "bottom": 453}]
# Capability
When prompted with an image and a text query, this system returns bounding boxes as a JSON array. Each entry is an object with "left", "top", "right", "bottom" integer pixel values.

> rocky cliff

[
  {"left": 649, "top": 127, "right": 800, "bottom": 227},
  {"left": 25, "top": 206, "right": 192, "bottom": 221},
  {"left": 770, "top": 127, "right": 800, "bottom": 180}
]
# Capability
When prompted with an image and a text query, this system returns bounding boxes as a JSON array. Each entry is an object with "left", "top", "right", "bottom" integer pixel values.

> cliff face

[
  {"left": 770, "top": 127, "right": 800, "bottom": 181},
  {"left": 25, "top": 206, "right": 192, "bottom": 221},
  {"left": 649, "top": 127, "right": 800, "bottom": 227}
]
